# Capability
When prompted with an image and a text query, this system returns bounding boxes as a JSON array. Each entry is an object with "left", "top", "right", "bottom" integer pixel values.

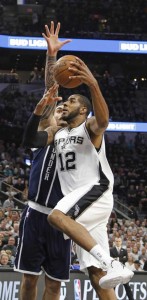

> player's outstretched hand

[
  {"left": 42, "top": 21, "right": 72, "bottom": 56},
  {"left": 68, "top": 57, "right": 97, "bottom": 87},
  {"left": 34, "top": 84, "right": 62, "bottom": 115}
]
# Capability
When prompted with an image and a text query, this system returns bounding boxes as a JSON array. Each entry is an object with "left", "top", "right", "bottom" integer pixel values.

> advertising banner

[
  {"left": 0, "top": 270, "right": 146, "bottom": 300},
  {"left": 1, "top": 35, "right": 147, "bottom": 54}
]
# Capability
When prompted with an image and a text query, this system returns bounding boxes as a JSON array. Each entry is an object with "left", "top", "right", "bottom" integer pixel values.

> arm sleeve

[{"left": 22, "top": 113, "right": 48, "bottom": 148}]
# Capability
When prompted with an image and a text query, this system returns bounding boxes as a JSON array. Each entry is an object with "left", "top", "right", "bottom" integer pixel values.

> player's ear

[{"left": 80, "top": 106, "right": 87, "bottom": 115}]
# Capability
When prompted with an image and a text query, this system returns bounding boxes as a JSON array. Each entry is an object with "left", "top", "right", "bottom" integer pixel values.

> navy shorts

[{"left": 14, "top": 206, "right": 71, "bottom": 281}]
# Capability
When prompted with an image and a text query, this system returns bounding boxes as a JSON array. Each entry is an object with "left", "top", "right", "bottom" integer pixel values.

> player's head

[
  {"left": 54, "top": 102, "right": 64, "bottom": 121},
  {"left": 62, "top": 94, "right": 92, "bottom": 122}
]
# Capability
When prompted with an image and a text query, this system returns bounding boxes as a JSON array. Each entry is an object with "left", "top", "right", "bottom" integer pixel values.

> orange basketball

[{"left": 54, "top": 55, "right": 82, "bottom": 88}]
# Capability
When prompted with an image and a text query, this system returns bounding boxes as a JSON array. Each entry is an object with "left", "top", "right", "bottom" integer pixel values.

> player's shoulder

[
  {"left": 86, "top": 116, "right": 96, "bottom": 125},
  {"left": 56, "top": 126, "right": 67, "bottom": 133}
]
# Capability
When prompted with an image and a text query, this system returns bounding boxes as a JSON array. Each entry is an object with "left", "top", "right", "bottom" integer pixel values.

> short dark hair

[{"left": 77, "top": 94, "right": 92, "bottom": 116}]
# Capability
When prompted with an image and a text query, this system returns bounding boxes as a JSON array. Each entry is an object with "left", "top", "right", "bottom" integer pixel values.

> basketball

[{"left": 54, "top": 55, "right": 82, "bottom": 88}]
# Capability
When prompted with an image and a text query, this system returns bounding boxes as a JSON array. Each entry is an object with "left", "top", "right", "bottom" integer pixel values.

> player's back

[{"left": 54, "top": 121, "right": 114, "bottom": 195}]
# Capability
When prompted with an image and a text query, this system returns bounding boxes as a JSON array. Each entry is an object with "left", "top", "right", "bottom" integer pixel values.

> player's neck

[{"left": 68, "top": 115, "right": 86, "bottom": 129}]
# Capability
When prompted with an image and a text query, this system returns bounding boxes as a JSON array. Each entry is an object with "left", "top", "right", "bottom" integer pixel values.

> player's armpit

[{"left": 45, "top": 125, "right": 62, "bottom": 145}]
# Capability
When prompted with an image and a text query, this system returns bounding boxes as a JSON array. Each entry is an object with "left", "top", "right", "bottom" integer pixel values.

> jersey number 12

[{"left": 59, "top": 152, "right": 76, "bottom": 171}]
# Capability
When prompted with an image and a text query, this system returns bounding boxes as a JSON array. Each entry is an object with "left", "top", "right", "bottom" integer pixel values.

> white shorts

[{"left": 54, "top": 183, "right": 113, "bottom": 274}]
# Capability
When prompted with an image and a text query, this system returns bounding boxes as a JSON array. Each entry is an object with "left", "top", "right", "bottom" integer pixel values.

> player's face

[
  {"left": 62, "top": 95, "right": 82, "bottom": 121},
  {"left": 54, "top": 105, "right": 64, "bottom": 121}
]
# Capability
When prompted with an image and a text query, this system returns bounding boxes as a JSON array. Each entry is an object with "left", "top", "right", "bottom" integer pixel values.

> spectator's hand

[
  {"left": 42, "top": 21, "right": 72, "bottom": 56},
  {"left": 34, "top": 84, "right": 62, "bottom": 115}
]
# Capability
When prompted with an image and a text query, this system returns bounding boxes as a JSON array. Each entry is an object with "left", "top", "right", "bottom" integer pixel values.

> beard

[{"left": 62, "top": 107, "right": 80, "bottom": 122}]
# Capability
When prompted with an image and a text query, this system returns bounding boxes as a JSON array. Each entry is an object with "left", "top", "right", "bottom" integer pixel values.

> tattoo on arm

[
  {"left": 45, "top": 55, "right": 57, "bottom": 91},
  {"left": 41, "top": 55, "right": 57, "bottom": 121}
]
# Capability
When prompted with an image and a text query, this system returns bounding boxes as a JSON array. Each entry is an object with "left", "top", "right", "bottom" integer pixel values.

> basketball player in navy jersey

[
  {"left": 28, "top": 55, "right": 134, "bottom": 298},
  {"left": 14, "top": 22, "right": 72, "bottom": 300}
]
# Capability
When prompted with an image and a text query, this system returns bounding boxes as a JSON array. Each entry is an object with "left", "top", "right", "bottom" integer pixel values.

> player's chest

[{"left": 55, "top": 131, "right": 85, "bottom": 151}]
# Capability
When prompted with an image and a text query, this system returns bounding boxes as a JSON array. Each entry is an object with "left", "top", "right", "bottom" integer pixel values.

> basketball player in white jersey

[
  {"left": 31, "top": 57, "right": 134, "bottom": 298},
  {"left": 22, "top": 23, "right": 121, "bottom": 300}
]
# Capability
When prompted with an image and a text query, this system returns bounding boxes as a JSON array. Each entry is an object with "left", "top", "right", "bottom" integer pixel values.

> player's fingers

[
  {"left": 68, "top": 66, "right": 82, "bottom": 74},
  {"left": 75, "top": 57, "right": 87, "bottom": 67},
  {"left": 52, "top": 83, "right": 59, "bottom": 92},
  {"left": 50, "top": 21, "right": 54, "bottom": 35},
  {"left": 45, "top": 24, "right": 50, "bottom": 37},
  {"left": 69, "top": 61, "right": 82, "bottom": 69},
  {"left": 55, "top": 22, "right": 61, "bottom": 35},
  {"left": 61, "top": 39, "right": 72, "bottom": 46},
  {"left": 54, "top": 96, "right": 63, "bottom": 102},
  {"left": 42, "top": 33, "right": 48, "bottom": 41},
  {"left": 48, "top": 84, "right": 59, "bottom": 97},
  {"left": 69, "top": 75, "right": 82, "bottom": 83},
  {"left": 48, "top": 83, "right": 59, "bottom": 92}
]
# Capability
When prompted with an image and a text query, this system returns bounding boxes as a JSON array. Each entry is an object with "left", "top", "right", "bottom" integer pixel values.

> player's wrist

[
  {"left": 46, "top": 52, "right": 57, "bottom": 60},
  {"left": 34, "top": 105, "right": 44, "bottom": 116}
]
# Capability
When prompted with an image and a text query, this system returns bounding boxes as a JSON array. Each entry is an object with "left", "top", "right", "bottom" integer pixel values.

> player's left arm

[
  {"left": 23, "top": 84, "right": 62, "bottom": 148},
  {"left": 69, "top": 58, "right": 109, "bottom": 146}
]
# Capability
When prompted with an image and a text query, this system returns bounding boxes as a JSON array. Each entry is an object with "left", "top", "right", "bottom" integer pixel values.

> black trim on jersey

[
  {"left": 67, "top": 162, "right": 109, "bottom": 219},
  {"left": 84, "top": 122, "right": 103, "bottom": 151},
  {"left": 84, "top": 121, "right": 90, "bottom": 139}
]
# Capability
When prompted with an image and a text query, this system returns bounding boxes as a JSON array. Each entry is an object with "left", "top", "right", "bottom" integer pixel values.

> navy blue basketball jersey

[{"left": 28, "top": 145, "right": 63, "bottom": 208}]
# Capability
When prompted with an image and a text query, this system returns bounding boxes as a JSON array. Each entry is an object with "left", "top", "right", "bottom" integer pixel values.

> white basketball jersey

[{"left": 54, "top": 121, "right": 114, "bottom": 195}]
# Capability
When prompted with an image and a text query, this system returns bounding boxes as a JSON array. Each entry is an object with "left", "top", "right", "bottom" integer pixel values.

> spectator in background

[
  {"left": 5, "top": 249, "right": 15, "bottom": 267},
  {"left": 0, "top": 209, "right": 4, "bottom": 220},
  {"left": 110, "top": 237, "right": 134, "bottom": 300},
  {"left": 143, "top": 260, "right": 147, "bottom": 271},
  {"left": 128, "top": 206, "right": 138, "bottom": 220},
  {"left": 0, "top": 219, "right": 12, "bottom": 243},
  {"left": 0, "top": 253, "right": 10, "bottom": 267},
  {"left": 132, "top": 260, "right": 143, "bottom": 271},
  {"left": 13, "top": 177, "right": 25, "bottom": 200},
  {"left": 131, "top": 245, "right": 140, "bottom": 261},
  {"left": 3, "top": 165, "right": 13, "bottom": 177},
  {"left": 3, "top": 193, "right": 15, "bottom": 209},
  {"left": 2, "top": 236, "right": 16, "bottom": 257},
  {"left": 139, "top": 247, "right": 147, "bottom": 264},
  {"left": 28, "top": 67, "right": 39, "bottom": 83},
  {"left": 125, "top": 254, "right": 135, "bottom": 271},
  {"left": 71, "top": 258, "right": 80, "bottom": 271},
  {"left": 0, "top": 238, "right": 3, "bottom": 251}
]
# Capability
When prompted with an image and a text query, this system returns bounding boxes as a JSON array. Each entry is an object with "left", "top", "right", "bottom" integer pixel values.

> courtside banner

[
  {"left": 0, "top": 270, "right": 146, "bottom": 300},
  {"left": 0, "top": 35, "right": 147, "bottom": 53}
]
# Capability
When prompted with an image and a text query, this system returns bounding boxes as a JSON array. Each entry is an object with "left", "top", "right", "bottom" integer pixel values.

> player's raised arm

[
  {"left": 41, "top": 21, "right": 71, "bottom": 123},
  {"left": 43, "top": 21, "right": 71, "bottom": 90},
  {"left": 22, "top": 84, "right": 62, "bottom": 148},
  {"left": 68, "top": 58, "right": 109, "bottom": 137}
]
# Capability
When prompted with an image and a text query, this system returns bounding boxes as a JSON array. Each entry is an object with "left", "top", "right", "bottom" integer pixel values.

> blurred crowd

[
  {"left": 0, "top": 0, "right": 147, "bottom": 39},
  {"left": 0, "top": 200, "right": 147, "bottom": 270},
  {"left": 0, "top": 72, "right": 146, "bottom": 140},
  {"left": 71, "top": 216, "right": 147, "bottom": 271},
  {"left": 0, "top": 124, "right": 147, "bottom": 269},
  {"left": 0, "top": 0, "right": 147, "bottom": 273}
]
